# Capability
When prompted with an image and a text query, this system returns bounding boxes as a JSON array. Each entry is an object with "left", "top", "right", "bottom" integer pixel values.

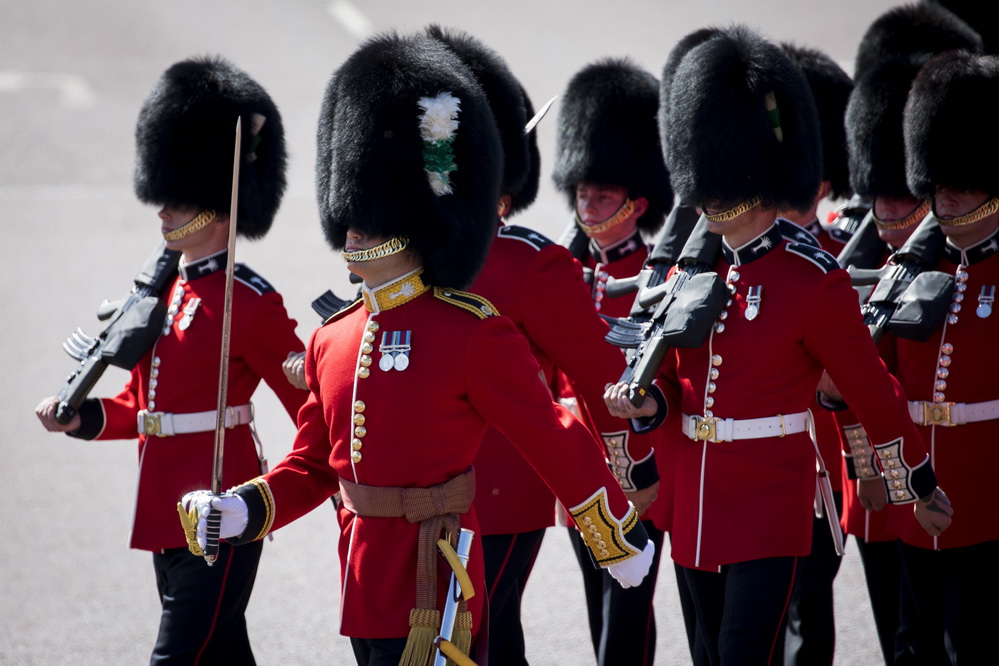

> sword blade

[{"left": 205, "top": 116, "right": 242, "bottom": 566}]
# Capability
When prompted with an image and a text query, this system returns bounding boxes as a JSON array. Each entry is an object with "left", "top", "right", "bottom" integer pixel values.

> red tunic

[
  {"left": 469, "top": 225, "right": 656, "bottom": 535},
  {"left": 888, "top": 234, "right": 999, "bottom": 550},
  {"left": 252, "top": 270, "right": 643, "bottom": 639},
  {"left": 84, "top": 251, "right": 305, "bottom": 551},
  {"left": 648, "top": 224, "right": 930, "bottom": 570}
]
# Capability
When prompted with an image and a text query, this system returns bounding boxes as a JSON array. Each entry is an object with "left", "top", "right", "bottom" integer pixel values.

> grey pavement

[{"left": 2, "top": 1, "right": 901, "bottom": 663}]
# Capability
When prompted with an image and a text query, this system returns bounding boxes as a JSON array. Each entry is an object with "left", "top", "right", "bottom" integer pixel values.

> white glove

[
  {"left": 180, "top": 490, "right": 249, "bottom": 551},
  {"left": 607, "top": 540, "right": 656, "bottom": 589}
]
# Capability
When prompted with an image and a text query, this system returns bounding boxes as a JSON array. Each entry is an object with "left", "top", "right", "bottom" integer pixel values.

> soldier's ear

[{"left": 632, "top": 197, "right": 650, "bottom": 219}]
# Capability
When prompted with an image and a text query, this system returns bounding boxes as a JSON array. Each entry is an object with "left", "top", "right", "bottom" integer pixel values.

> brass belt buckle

[
  {"left": 692, "top": 416, "right": 720, "bottom": 443},
  {"left": 922, "top": 402, "right": 954, "bottom": 427},
  {"left": 141, "top": 411, "right": 163, "bottom": 436}
]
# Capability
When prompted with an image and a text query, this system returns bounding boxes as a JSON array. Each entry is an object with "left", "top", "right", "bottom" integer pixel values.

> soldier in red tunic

[
  {"left": 180, "top": 33, "right": 654, "bottom": 666},
  {"left": 35, "top": 56, "right": 305, "bottom": 664},
  {"left": 605, "top": 26, "right": 952, "bottom": 665},
  {"left": 890, "top": 48, "right": 999, "bottom": 664},
  {"left": 550, "top": 58, "right": 673, "bottom": 666},
  {"left": 423, "top": 26, "right": 660, "bottom": 666}
]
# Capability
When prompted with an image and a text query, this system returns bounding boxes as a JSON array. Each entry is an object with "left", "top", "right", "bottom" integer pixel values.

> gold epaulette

[
  {"left": 569, "top": 487, "right": 642, "bottom": 566},
  {"left": 433, "top": 287, "right": 499, "bottom": 319}
]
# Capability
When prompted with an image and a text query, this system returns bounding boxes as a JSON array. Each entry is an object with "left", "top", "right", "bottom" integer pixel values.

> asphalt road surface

[{"left": 3, "top": 1, "right": 904, "bottom": 663}]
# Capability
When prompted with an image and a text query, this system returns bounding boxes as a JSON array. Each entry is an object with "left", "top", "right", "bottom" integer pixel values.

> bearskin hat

[
  {"left": 552, "top": 58, "right": 673, "bottom": 234},
  {"left": 424, "top": 25, "right": 540, "bottom": 217},
  {"left": 854, "top": 1, "right": 982, "bottom": 81},
  {"left": 659, "top": 28, "right": 724, "bottom": 179},
  {"left": 782, "top": 43, "right": 854, "bottom": 200},
  {"left": 315, "top": 32, "right": 501, "bottom": 288},
  {"left": 905, "top": 51, "right": 999, "bottom": 199},
  {"left": 664, "top": 25, "right": 821, "bottom": 214},
  {"left": 846, "top": 54, "right": 927, "bottom": 199},
  {"left": 133, "top": 55, "right": 287, "bottom": 240},
  {"left": 927, "top": 0, "right": 997, "bottom": 54}
]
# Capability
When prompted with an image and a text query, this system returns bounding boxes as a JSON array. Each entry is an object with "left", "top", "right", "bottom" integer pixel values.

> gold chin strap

[
  {"left": 936, "top": 196, "right": 999, "bottom": 228},
  {"left": 872, "top": 200, "right": 930, "bottom": 231},
  {"left": 575, "top": 199, "right": 636, "bottom": 237},
  {"left": 163, "top": 208, "right": 217, "bottom": 241},
  {"left": 704, "top": 196, "right": 762, "bottom": 223},
  {"left": 342, "top": 236, "right": 409, "bottom": 262}
]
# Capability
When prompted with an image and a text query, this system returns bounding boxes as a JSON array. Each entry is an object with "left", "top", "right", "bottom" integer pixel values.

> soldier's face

[
  {"left": 872, "top": 195, "right": 923, "bottom": 248},
  {"left": 158, "top": 205, "right": 227, "bottom": 255},
  {"left": 933, "top": 186, "right": 989, "bottom": 219},
  {"left": 576, "top": 182, "right": 629, "bottom": 225}
]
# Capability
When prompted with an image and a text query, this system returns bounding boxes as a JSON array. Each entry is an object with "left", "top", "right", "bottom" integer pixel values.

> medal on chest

[
  {"left": 378, "top": 330, "right": 412, "bottom": 371},
  {"left": 745, "top": 285, "right": 762, "bottom": 321},
  {"left": 178, "top": 297, "right": 202, "bottom": 331},
  {"left": 977, "top": 285, "right": 995, "bottom": 319}
]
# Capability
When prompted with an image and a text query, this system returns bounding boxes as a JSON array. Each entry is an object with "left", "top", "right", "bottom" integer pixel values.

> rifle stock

[
  {"left": 856, "top": 215, "right": 945, "bottom": 343},
  {"left": 54, "top": 243, "right": 180, "bottom": 424}
]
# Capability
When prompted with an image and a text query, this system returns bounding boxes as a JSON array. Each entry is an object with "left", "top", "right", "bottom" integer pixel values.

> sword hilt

[{"left": 203, "top": 504, "right": 221, "bottom": 566}]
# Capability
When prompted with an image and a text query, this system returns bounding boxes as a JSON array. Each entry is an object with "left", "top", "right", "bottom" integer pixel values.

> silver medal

[
  {"left": 377, "top": 330, "right": 412, "bottom": 371},
  {"left": 394, "top": 354, "right": 409, "bottom": 371},
  {"left": 977, "top": 286, "right": 995, "bottom": 319},
  {"left": 379, "top": 354, "right": 395, "bottom": 372},
  {"left": 745, "top": 286, "right": 762, "bottom": 321}
]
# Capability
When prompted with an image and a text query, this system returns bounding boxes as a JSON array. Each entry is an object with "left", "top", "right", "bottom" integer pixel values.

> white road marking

[
  {"left": 327, "top": 1, "right": 373, "bottom": 39},
  {"left": 0, "top": 71, "right": 96, "bottom": 108}
]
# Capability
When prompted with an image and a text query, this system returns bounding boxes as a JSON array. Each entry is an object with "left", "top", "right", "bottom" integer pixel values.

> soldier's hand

[
  {"left": 626, "top": 481, "right": 659, "bottom": 516},
  {"left": 35, "top": 396, "right": 80, "bottom": 432},
  {"left": 282, "top": 351, "right": 307, "bottom": 390},
  {"left": 604, "top": 382, "right": 657, "bottom": 419},
  {"left": 914, "top": 487, "right": 953, "bottom": 538},
  {"left": 858, "top": 477, "right": 887, "bottom": 512},
  {"left": 607, "top": 540, "right": 655, "bottom": 589},
  {"left": 178, "top": 490, "right": 249, "bottom": 554}
]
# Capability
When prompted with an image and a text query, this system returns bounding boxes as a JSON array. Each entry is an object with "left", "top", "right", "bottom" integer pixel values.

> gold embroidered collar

[{"left": 361, "top": 268, "right": 429, "bottom": 313}]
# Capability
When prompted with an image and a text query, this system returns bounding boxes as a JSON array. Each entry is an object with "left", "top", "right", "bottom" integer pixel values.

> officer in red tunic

[
  {"left": 550, "top": 58, "right": 673, "bottom": 666},
  {"left": 35, "top": 56, "right": 305, "bottom": 664},
  {"left": 774, "top": 42, "right": 855, "bottom": 666},
  {"left": 605, "top": 26, "right": 952, "bottom": 665},
  {"left": 889, "top": 48, "right": 999, "bottom": 664},
  {"left": 179, "top": 34, "right": 654, "bottom": 666},
  {"left": 423, "top": 26, "right": 660, "bottom": 666},
  {"left": 830, "top": 8, "right": 983, "bottom": 661}
]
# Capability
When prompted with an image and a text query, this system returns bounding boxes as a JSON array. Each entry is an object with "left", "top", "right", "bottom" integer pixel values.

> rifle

[
  {"left": 847, "top": 215, "right": 946, "bottom": 343},
  {"left": 310, "top": 289, "right": 352, "bottom": 321},
  {"left": 828, "top": 194, "right": 872, "bottom": 238},
  {"left": 579, "top": 202, "right": 701, "bottom": 301},
  {"left": 55, "top": 242, "right": 180, "bottom": 424},
  {"left": 605, "top": 215, "right": 728, "bottom": 406},
  {"left": 836, "top": 212, "right": 888, "bottom": 271}
]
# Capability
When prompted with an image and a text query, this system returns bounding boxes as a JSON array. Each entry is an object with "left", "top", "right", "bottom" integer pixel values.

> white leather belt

[
  {"left": 137, "top": 404, "right": 252, "bottom": 437},
  {"left": 681, "top": 411, "right": 809, "bottom": 443},
  {"left": 908, "top": 399, "right": 999, "bottom": 427}
]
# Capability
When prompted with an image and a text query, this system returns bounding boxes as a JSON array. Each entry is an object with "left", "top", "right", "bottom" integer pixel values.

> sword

[
  {"left": 524, "top": 95, "right": 557, "bottom": 134},
  {"left": 434, "top": 528, "right": 476, "bottom": 666},
  {"left": 204, "top": 116, "right": 242, "bottom": 566}
]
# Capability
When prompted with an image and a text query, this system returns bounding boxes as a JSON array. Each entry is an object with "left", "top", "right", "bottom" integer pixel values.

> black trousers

[
  {"left": 854, "top": 538, "right": 902, "bottom": 664},
  {"left": 681, "top": 556, "right": 798, "bottom": 666},
  {"left": 784, "top": 492, "right": 844, "bottom": 666},
  {"left": 151, "top": 540, "right": 262, "bottom": 665},
  {"left": 481, "top": 528, "right": 546, "bottom": 666},
  {"left": 895, "top": 539, "right": 999, "bottom": 666},
  {"left": 349, "top": 637, "right": 409, "bottom": 666},
  {"left": 568, "top": 521, "right": 665, "bottom": 666}
]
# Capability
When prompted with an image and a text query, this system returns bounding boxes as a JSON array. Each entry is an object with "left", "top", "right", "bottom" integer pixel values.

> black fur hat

[
  {"left": 854, "top": 2, "right": 982, "bottom": 81},
  {"left": 927, "top": 0, "right": 997, "bottom": 54},
  {"left": 905, "top": 51, "right": 999, "bottom": 199},
  {"left": 133, "top": 55, "right": 287, "bottom": 240},
  {"left": 659, "top": 28, "right": 724, "bottom": 183},
  {"left": 846, "top": 54, "right": 927, "bottom": 199},
  {"left": 315, "top": 32, "right": 501, "bottom": 288},
  {"left": 665, "top": 25, "right": 821, "bottom": 214},
  {"left": 424, "top": 25, "right": 539, "bottom": 217},
  {"left": 782, "top": 43, "right": 854, "bottom": 200},
  {"left": 552, "top": 58, "right": 673, "bottom": 234}
]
